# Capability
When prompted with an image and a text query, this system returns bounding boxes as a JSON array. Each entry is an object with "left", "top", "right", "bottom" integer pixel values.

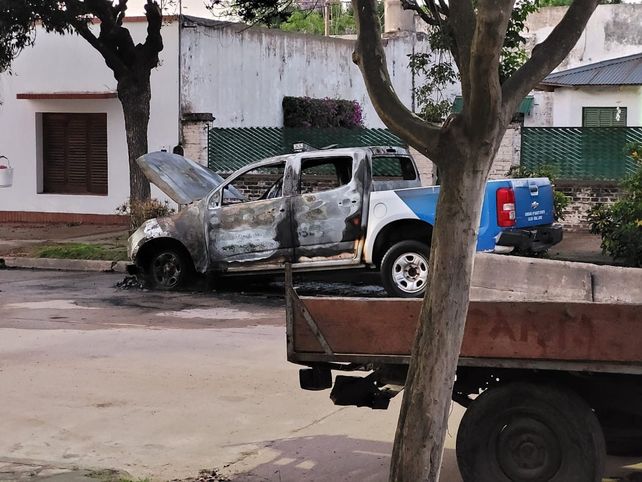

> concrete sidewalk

[{"left": 0, "top": 221, "right": 618, "bottom": 272}]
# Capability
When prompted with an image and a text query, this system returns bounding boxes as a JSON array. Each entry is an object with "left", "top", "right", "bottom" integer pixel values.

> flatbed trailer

[{"left": 284, "top": 268, "right": 642, "bottom": 482}]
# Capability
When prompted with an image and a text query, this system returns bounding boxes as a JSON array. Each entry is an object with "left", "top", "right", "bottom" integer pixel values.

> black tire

[
  {"left": 456, "top": 382, "right": 606, "bottom": 482},
  {"left": 144, "top": 247, "right": 193, "bottom": 290},
  {"left": 380, "top": 240, "right": 430, "bottom": 298}
]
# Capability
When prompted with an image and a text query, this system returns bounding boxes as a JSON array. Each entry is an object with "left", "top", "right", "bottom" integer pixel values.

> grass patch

[
  {"left": 36, "top": 243, "right": 128, "bottom": 261},
  {"left": 86, "top": 469, "right": 146, "bottom": 482}
]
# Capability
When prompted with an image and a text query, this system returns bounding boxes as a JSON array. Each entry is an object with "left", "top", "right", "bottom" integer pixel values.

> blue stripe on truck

[{"left": 395, "top": 185, "right": 500, "bottom": 252}]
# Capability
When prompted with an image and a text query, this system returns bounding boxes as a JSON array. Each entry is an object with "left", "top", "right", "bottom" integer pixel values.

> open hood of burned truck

[{"left": 136, "top": 151, "right": 227, "bottom": 205}]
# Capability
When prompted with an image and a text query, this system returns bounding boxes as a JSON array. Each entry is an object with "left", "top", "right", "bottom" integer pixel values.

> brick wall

[
  {"left": 489, "top": 124, "right": 521, "bottom": 179},
  {"left": 229, "top": 174, "right": 281, "bottom": 201},
  {"left": 409, "top": 147, "right": 435, "bottom": 185},
  {"left": 182, "top": 115, "right": 213, "bottom": 166},
  {"left": 0, "top": 211, "right": 129, "bottom": 225},
  {"left": 556, "top": 181, "right": 622, "bottom": 231}
]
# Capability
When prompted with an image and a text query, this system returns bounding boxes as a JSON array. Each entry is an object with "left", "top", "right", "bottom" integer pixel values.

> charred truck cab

[{"left": 127, "top": 147, "right": 562, "bottom": 296}]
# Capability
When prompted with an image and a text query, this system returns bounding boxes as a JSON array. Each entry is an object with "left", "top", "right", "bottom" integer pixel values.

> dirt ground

[{"left": 0, "top": 223, "right": 128, "bottom": 257}]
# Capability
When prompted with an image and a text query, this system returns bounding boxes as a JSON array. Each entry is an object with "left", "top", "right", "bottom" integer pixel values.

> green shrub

[
  {"left": 282, "top": 96, "right": 363, "bottom": 128},
  {"left": 116, "top": 198, "right": 175, "bottom": 233},
  {"left": 588, "top": 166, "right": 642, "bottom": 267},
  {"left": 507, "top": 164, "right": 571, "bottom": 221}
]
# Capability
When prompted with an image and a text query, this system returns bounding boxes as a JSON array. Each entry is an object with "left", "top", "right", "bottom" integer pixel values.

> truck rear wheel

[
  {"left": 380, "top": 240, "right": 430, "bottom": 298},
  {"left": 456, "top": 382, "right": 606, "bottom": 482}
]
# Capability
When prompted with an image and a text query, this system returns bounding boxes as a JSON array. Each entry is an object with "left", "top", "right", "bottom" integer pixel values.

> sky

[{"left": 124, "top": 0, "right": 225, "bottom": 18}]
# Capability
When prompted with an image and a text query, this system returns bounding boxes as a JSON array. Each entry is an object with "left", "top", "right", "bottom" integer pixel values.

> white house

[
  {"left": 0, "top": 17, "right": 179, "bottom": 223},
  {"left": 524, "top": 4, "right": 642, "bottom": 128},
  {"left": 0, "top": 14, "right": 427, "bottom": 222},
  {"left": 528, "top": 53, "right": 642, "bottom": 128}
]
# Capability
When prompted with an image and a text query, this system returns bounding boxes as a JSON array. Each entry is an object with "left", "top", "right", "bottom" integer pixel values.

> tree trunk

[
  {"left": 389, "top": 140, "right": 495, "bottom": 481},
  {"left": 118, "top": 75, "right": 152, "bottom": 203}
]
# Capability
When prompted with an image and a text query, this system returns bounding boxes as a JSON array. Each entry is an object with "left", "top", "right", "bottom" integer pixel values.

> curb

[{"left": 0, "top": 257, "right": 130, "bottom": 273}]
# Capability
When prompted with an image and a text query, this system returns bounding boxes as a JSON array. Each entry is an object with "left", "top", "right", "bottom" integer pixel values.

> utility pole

[{"left": 324, "top": 1, "right": 330, "bottom": 36}]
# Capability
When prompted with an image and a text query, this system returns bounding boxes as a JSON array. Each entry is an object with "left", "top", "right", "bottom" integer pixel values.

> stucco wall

[
  {"left": 0, "top": 19, "right": 180, "bottom": 216},
  {"left": 179, "top": 19, "right": 426, "bottom": 129},
  {"left": 551, "top": 86, "right": 641, "bottom": 127},
  {"left": 524, "top": 91, "right": 554, "bottom": 128},
  {"left": 526, "top": 4, "right": 642, "bottom": 70},
  {"left": 522, "top": 5, "right": 642, "bottom": 129}
]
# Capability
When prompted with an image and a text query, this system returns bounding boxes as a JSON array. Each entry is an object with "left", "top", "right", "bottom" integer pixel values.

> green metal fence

[
  {"left": 521, "top": 127, "right": 642, "bottom": 181},
  {"left": 208, "top": 127, "right": 406, "bottom": 172}
]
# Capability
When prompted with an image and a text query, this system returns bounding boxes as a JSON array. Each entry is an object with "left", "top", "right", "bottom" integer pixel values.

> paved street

[
  {"left": 0, "top": 269, "right": 460, "bottom": 481},
  {"left": 0, "top": 269, "right": 640, "bottom": 481}
]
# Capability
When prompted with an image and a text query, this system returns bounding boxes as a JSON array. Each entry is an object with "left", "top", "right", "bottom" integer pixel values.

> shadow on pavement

[{"left": 222, "top": 435, "right": 460, "bottom": 482}]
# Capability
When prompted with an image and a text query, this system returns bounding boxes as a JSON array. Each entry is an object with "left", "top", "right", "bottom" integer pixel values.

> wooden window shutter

[
  {"left": 43, "top": 113, "right": 108, "bottom": 195},
  {"left": 582, "top": 107, "right": 627, "bottom": 127}
]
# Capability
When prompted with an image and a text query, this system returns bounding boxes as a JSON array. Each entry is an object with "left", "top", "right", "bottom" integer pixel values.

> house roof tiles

[{"left": 541, "top": 53, "right": 642, "bottom": 87}]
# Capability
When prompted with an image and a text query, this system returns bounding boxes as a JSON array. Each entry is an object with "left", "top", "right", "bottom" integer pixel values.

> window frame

[
  {"left": 218, "top": 160, "right": 287, "bottom": 207},
  {"left": 582, "top": 107, "right": 627, "bottom": 127},
  {"left": 298, "top": 156, "right": 354, "bottom": 195}
]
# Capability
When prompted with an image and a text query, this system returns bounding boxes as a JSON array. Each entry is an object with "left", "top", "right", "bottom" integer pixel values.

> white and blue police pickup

[{"left": 128, "top": 146, "right": 562, "bottom": 297}]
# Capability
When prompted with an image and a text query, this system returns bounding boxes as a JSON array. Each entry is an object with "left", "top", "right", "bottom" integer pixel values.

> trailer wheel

[
  {"left": 380, "top": 240, "right": 430, "bottom": 298},
  {"left": 456, "top": 382, "right": 606, "bottom": 482}
]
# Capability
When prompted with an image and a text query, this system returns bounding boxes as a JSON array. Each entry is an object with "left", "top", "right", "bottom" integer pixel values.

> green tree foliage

[
  {"left": 237, "top": 1, "right": 381, "bottom": 35},
  {"left": 279, "top": 9, "right": 325, "bottom": 35},
  {"left": 409, "top": 0, "right": 539, "bottom": 122},
  {"left": 589, "top": 145, "right": 642, "bottom": 267},
  {"left": 0, "top": 0, "right": 75, "bottom": 73}
]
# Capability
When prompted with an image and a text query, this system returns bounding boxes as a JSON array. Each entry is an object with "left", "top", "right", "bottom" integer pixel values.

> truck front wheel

[
  {"left": 456, "top": 382, "right": 606, "bottom": 482},
  {"left": 144, "top": 247, "right": 193, "bottom": 290},
  {"left": 380, "top": 240, "right": 430, "bottom": 298}
]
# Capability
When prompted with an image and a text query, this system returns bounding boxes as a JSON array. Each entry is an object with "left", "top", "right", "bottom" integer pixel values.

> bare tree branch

[
  {"left": 142, "top": 0, "right": 163, "bottom": 63},
  {"left": 400, "top": 0, "right": 438, "bottom": 27},
  {"left": 83, "top": 0, "right": 118, "bottom": 29},
  {"left": 71, "top": 19, "right": 129, "bottom": 75},
  {"left": 352, "top": 0, "right": 440, "bottom": 159},
  {"left": 115, "top": 2, "right": 127, "bottom": 26},
  {"left": 447, "top": 0, "right": 474, "bottom": 109},
  {"left": 502, "top": 0, "right": 599, "bottom": 121}
]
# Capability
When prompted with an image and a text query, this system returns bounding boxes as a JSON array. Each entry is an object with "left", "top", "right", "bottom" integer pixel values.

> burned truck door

[
  {"left": 206, "top": 160, "right": 293, "bottom": 267},
  {"left": 290, "top": 152, "right": 369, "bottom": 263}
]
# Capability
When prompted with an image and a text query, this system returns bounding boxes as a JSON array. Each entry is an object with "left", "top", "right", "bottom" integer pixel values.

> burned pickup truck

[{"left": 127, "top": 147, "right": 562, "bottom": 296}]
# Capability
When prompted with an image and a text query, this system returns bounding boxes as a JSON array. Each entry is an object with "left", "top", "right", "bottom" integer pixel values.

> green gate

[
  {"left": 207, "top": 127, "right": 406, "bottom": 172},
  {"left": 521, "top": 127, "right": 642, "bottom": 181}
]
